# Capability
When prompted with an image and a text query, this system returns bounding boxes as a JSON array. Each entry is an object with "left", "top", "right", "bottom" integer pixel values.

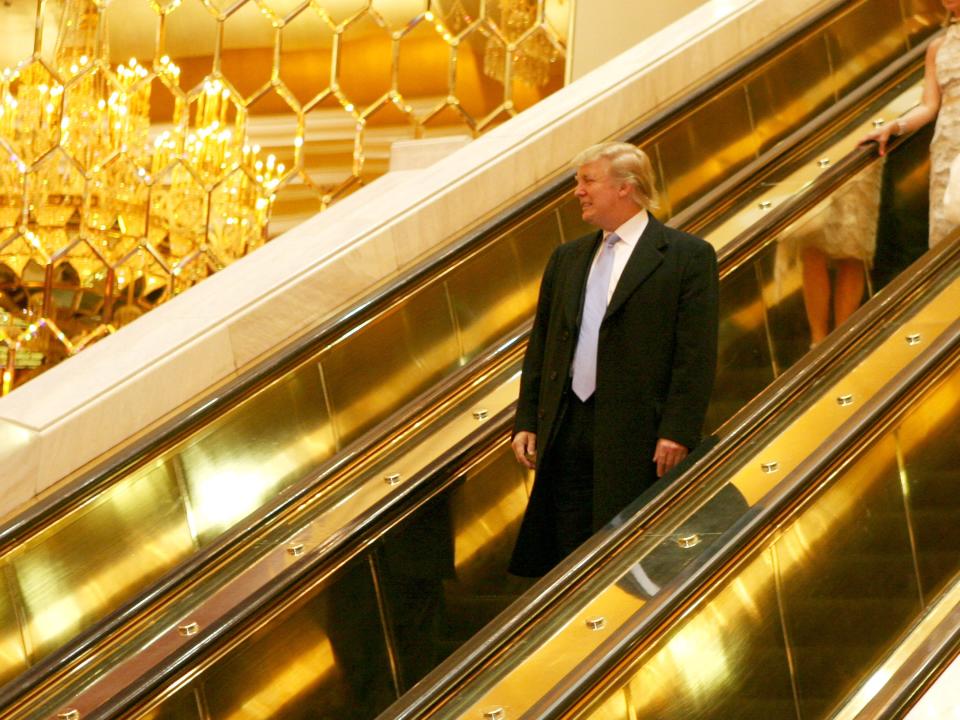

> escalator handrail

[{"left": 0, "top": 0, "right": 870, "bottom": 558}]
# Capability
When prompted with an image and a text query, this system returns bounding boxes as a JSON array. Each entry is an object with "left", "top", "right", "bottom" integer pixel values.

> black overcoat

[{"left": 509, "top": 216, "right": 719, "bottom": 576}]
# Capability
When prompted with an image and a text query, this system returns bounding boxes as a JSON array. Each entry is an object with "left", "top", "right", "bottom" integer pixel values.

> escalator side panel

[
  {"left": 618, "top": 551, "right": 794, "bottom": 720},
  {"left": 178, "top": 363, "right": 335, "bottom": 544},
  {"left": 652, "top": 85, "right": 761, "bottom": 218},
  {"left": 203, "top": 555, "right": 394, "bottom": 720},
  {"left": 746, "top": 33, "right": 835, "bottom": 155},
  {"left": 827, "top": 0, "right": 915, "bottom": 98},
  {"left": 447, "top": 445, "right": 529, "bottom": 593},
  {"left": 779, "top": 433, "right": 921, "bottom": 720},
  {"left": 706, "top": 244, "right": 778, "bottom": 433},
  {"left": 0, "top": 572, "right": 27, "bottom": 687},
  {"left": 11, "top": 461, "right": 195, "bottom": 662},
  {"left": 444, "top": 206, "right": 561, "bottom": 365},
  {"left": 897, "top": 371, "right": 960, "bottom": 604},
  {"left": 320, "top": 278, "right": 462, "bottom": 446}
]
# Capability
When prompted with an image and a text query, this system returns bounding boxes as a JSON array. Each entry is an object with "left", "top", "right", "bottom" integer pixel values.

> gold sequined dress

[{"left": 930, "top": 23, "right": 960, "bottom": 246}]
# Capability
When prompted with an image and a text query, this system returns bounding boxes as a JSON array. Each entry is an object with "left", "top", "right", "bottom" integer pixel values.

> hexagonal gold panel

[{"left": 0, "top": 0, "right": 568, "bottom": 391}]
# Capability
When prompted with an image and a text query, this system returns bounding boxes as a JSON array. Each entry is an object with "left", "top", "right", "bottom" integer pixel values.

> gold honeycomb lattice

[{"left": 0, "top": 0, "right": 569, "bottom": 392}]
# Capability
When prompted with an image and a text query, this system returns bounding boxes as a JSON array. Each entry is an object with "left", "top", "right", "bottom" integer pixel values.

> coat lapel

[
  {"left": 563, "top": 230, "right": 603, "bottom": 327},
  {"left": 604, "top": 216, "right": 666, "bottom": 319}
]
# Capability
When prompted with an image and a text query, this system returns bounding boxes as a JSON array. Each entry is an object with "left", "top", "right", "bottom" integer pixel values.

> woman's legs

[
  {"left": 833, "top": 258, "right": 867, "bottom": 327},
  {"left": 801, "top": 246, "right": 831, "bottom": 345},
  {"left": 802, "top": 248, "right": 867, "bottom": 345}
]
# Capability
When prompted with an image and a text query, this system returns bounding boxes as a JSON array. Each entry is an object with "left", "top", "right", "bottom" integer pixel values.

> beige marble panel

[
  {"left": 0, "top": 420, "right": 40, "bottom": 515},
  {"left": 0, "top": 0, "right": 833, "bottom": 511}
]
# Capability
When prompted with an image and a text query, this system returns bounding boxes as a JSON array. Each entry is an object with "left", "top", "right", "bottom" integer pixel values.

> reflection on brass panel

[
  {"left": 0, "top": 572, "right": 27, "bottom": 686},
  {"left": 828, "top": 0, "right": 909, "bottom": 98},
  {"left": 320, "top": 280, "right": 459, "bottom": 446},
  {"left": 12, "top": 462, "right": 194, "bottom": 660},
  {"left": 178, "top": 364, "right": 336, "bottom": 545},
  {"left": 896, "top": 362, "right": 960, "bottom": 603},
  {"left": 611, "top": 551, "right": 794, "bottom": 719},
  {"left": 705, "top": 259, "right": 773, "bottom": 433},
  {"left": 446, "top": 210, "right": 560, "bottom": 361},
  {"left": 776, "top": 433, "right": 920, "bottom": 720},
  {"left": 901, "top": 0, "right": 948, "bottom": 39},
  {"left": 448, "top": 446, "right": 529, "bottom": 591},
  {"left": 202, "top": 556, "right": 394, "bottom": 719},
  {"left": 138, "top": 687, "right": 200, "bottom": 720},
  {"left": 655, "top": 87, "right": 759, "bottom": 216},
  {"left": 747, "top": 34, "right": 834, "bottom": 154},
  {"left": 757, "top": 237, "right": 810, "bottom": 372}
]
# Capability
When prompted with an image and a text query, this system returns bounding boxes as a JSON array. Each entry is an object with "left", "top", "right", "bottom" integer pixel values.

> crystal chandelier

[
  {"left": 0, "top": 0, "right": 283, "bottom": 392},
  {"left": 483, "top": 0, "right": 562, "bottom": 88}
]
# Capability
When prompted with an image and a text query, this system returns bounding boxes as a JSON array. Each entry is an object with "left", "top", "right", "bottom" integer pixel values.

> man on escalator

[{"left": 509, "top": 142, "right": 719, "bottom": 577}]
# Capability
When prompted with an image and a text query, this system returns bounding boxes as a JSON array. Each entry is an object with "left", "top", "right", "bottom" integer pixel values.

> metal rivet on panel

[
  {"left": 483, "top": 707, "right": 505, "bottom": 720},
  {"left": 286, "top": 542, "right": 305, "bottom": 557},
  {"left": 817, "top": 157, "right": 831, "bottom": 167},
  {"left": 384, "top": 473, "right": 402, "bottom": 486},
  {"left": 677, "top": 533, "right": 701, "bottom": 549},
  {"left": 836, "top": 394, "right": 854, "bottom": 407},
  {"left": 906, "top": 333, "right": 922, "bottom": 346},
  {"left": 758, "top": 200, "right": 773, "bottom": 210},
  {"left": 178, "top": 622, "right": 200, "bottom": 637},
  {"left": 472, "top": 409, "right": 489, "bottom": 420},
  {"left": 57, "top": 711, "right": 80, "bottom": 720},
  {"left": 585, "top": 616, "right": 607, "bottom": 631},
  {"left": 761, "top": 461, "right": 779, "bottom": 474}
]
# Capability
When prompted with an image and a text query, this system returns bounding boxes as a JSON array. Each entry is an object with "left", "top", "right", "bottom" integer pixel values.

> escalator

[
  {"left": 46, "top": 133, "right": 960, "bottom": 720},
  {"left": 0, "top": 0, "right": 945, "bottom": 716}
]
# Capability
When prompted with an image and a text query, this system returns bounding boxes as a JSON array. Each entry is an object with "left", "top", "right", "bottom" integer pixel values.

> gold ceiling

[{"left": 0, "top": 0, "right": 568, "bottom": 393}]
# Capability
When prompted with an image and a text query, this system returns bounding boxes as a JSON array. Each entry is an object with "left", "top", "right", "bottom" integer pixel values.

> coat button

[
  {"left": 550, "top": 370, "right": 558, "bottom": 380},
  {"left": 537, "top": 409, "right": 545, "bottom": 419},
  {"left": 561, "top": 331, "right": 570, "bottom": 341}
]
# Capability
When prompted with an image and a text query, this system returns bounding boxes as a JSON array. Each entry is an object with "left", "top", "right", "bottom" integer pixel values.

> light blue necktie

[{"left": 571, "top": 233, "right": 620, "bottom": 401}]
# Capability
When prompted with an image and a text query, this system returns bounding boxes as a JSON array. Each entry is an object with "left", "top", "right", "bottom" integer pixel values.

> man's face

[{"left": 574, "top": 159, "right": 630, "bottom": 231}]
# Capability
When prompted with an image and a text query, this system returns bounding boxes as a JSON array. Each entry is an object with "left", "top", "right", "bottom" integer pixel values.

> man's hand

[
  {"left": 512, "top": 431, "right": 537, "bottom": 469},
  {"left": 653, "top": 438, "right": 688, "bottom": 478}
]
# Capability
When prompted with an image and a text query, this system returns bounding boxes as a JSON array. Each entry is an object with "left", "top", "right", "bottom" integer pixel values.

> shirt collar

[{"left": 604, "top": 209, "right": 648, "bottom": 249}]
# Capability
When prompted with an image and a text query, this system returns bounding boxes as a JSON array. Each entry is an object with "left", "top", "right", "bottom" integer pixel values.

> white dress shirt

[{"left": 588, "top": 209, "right": 649, "bottom": 302}]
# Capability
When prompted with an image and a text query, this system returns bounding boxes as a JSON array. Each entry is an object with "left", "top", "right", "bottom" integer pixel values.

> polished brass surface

[
  {"left": 199, "top": 555, "right": 394, "bottom": 719},
  {"left": 11, "top": 460, "right": 194, "bottom": 661},
  {"left": 177, "top": 361, "right": 335, "bottom": 544},
  {"left": 0, "top": 0, "right": 569, "bottom": 390},
  {"left": 319, "top": 279, "right": 461, "bottom": 446},
  {"left": 0, "top": 1, "right": 944, "bottom": 709},
  {"left": 0, "top": 569, "right": 27, "bottom": 687}
]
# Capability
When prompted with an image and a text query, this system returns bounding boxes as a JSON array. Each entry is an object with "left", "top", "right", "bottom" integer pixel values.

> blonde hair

[{"left": 573, "top": 142, "right": 660, "bottom": 211}]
